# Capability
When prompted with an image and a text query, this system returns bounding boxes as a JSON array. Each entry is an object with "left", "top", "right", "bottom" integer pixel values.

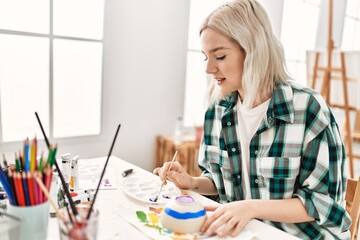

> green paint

[
  {"left": 136, "top": 211, "right": 148, "bottom": 223},
  {"left": 144, "top": 223, "right": 163, "bottom": 234}
]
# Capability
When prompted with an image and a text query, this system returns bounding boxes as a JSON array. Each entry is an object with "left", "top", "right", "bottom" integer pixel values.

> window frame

[{"left": 0, "top": 0, "right": 105, "bottom": 144}]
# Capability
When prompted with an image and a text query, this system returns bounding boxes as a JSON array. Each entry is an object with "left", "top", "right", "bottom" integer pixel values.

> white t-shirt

[{"left": 236, "top": 98, "right": 270, "bottom": 199}]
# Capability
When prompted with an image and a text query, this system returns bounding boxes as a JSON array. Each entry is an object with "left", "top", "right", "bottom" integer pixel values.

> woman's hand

[
  {"left": 153, "top": 162, "right": 193, "bottom": 190},
  {"left": 201, "top": 201, "right": 255, "bottom": 238}
]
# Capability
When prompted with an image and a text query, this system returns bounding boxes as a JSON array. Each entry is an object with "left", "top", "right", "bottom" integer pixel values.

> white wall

[
  {"left": 259, "top": 0, "right": 284, "bottom": 37},
  {"left": 100, "top": 0, "right": 190, "bottom": 170}
]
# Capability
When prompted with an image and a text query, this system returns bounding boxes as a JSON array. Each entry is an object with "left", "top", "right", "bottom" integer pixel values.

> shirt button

[
  {"left": 232, "top": 148, "right": 236, "bottom": 152},
  {"left": 227, "top": 122, "right": 231, "bottom": 126},
  {"left": 255, "top": 179, "right": 259, "bottom": 184},
  {"left": 254, "top": 150, "right": 258, "bottom": 155},
  {"left": 237, "top": 175, "right": 241, "bottom": 179}
]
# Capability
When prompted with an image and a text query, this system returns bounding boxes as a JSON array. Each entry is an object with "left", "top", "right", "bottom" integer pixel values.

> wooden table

[{"left": 46, "top": 156, "right": 301, "bottom": 240}]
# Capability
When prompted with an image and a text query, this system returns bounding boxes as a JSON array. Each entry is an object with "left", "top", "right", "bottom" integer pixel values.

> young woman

[{"left": 154, "top": 0, "right": 351, "bottom": 239}]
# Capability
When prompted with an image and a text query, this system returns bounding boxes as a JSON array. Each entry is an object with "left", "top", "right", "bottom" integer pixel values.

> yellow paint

[{"left": 147, "top": 212, "right": 159, "bottom": 225}]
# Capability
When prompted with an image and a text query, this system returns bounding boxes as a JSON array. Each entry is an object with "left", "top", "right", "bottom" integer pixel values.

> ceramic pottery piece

[{"left": 160, "top": 195, "right": 206, "bottom": 233}]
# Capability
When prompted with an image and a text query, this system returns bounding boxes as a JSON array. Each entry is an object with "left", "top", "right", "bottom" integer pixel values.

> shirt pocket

[
  {"left": 258, "top": 156, "right": 301, "bottom": 199},
  {"left": 205, "top": 145, "right": 233, "bottom": 199}
]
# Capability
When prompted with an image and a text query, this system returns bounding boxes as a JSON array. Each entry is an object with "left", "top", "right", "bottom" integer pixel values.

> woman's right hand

[{"left": 153, "top": 162, "right": 193, "bottom": 190}]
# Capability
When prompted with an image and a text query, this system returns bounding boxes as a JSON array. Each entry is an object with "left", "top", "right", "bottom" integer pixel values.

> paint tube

[
  {"left": 61, "top": 153, "right": 71, "bottom": 191},
  {"left": 69, "top": 155, "right": 79, "bottom": 192},
  {"left": 49, "top": 171, "right": 59, "bottom": 217}
]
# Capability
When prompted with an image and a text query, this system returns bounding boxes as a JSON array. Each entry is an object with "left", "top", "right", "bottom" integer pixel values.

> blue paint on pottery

[{"left": 164, "top": 208, "right": 206, "bottom": 220}]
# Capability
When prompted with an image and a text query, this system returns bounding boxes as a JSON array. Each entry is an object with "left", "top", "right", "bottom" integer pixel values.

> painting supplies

[
  {"left": 49, "top": 171, "right": 59, "bottom": 217},
  {"left": 152, "top": 151, "right": 178, "bottom": 203},
  {"left": 61, "top": 153, "right": 71, "bottom": 191},
  {"left": 0, "top": 139, "right": 56, "bottom": 207},
  {"left": 67, "top": 190, "right": 94, "bottom": 204},
  {"left": 69, "top": 155, "right": 79, "bottom": 192},
  {"left": 73, "top": 189, "right": 94, "bottom": 196},
  {"left": 35, "top": 112, "right": 79, "bottom": 223},
  {"left": 122, "top": 168, "right": 133, "bottom": 177},
  {"left": 35, "top": 176, "right": 64, "bottom": 220},
  {"left": 2, "top": 153, "right": 8, "bottom": 170},
  {"left": 86, "top": 124, "right": 121, "bottom": 220}
]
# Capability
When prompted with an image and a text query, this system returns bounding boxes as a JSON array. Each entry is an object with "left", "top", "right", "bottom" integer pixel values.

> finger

[
  {"left": 201, "top": 207, "right": 224, "bottom": 233},
  {"left": 205, "top": 205, "right": 219, "bottom": 212},
  {"left": 231, "top": 222, "right": 245, "bottom": 237},
  {"left": 206, "top": 212, "right": 230, "bottom": 236},
  {"left": 216, "top": 217, "right": 238, "bottom": 237},
  {"left": 158, "top": 162, "right": 170, "bottom": 180},
  {"left": 153, "top": 167, "right": 160, "bottom": 175}
]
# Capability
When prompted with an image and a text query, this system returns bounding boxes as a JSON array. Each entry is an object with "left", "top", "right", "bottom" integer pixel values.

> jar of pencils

[{"left": 0, "top": 137, "right": 57, "bottom": 240}]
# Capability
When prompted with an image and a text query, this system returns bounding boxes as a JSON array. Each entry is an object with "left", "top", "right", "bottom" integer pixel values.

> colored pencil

[
  {"left": 24, "top": 139, "right": 30, "bottom": 172},
  {"left": 8, "top": 171, "right": 17, "bottom": 205},
  {"left": 2, "top": 154, "right": 8, "bottom": 170},
  {"left": 37, "top": 172, "right": 44, "bottom": 204},
  {"left": 39, "top": 153, "right": 44, "bottom": 172},
  {"left": 14, "top": 173, "right": 25, "bottom": 206},
  {"left": 27, "top": 172, "right": 36, "bottom": 206},
  {"left": 19, "top": 151, "right": 24, "bottom": 171},
  {"left": 0, "top": 167, "right": 14, "bottom": 204},
  {"left": 30, "top": 140, "right": 36, "bottom": 172},
  {"left": 44, "top": 167, "right": 52, "bottom": 192},
  {"left": 33, "top": 172, "right": 40, "bottom": 205},
  {"left": 15, "top": 155, "right": 21, "bottom": 172},
  {"left": 22, "top": 172, "right": 30, "bottom": 206}
]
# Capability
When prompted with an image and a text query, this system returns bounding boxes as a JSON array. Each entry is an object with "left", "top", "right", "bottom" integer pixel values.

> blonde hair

[{"left": 200, "top": 0, "right": 290, "bottom": 108}]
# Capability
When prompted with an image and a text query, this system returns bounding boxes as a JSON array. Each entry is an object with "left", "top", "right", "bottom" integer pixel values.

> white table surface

[{"left": 47, "top": 156, "right": 301, "bottom": 240}]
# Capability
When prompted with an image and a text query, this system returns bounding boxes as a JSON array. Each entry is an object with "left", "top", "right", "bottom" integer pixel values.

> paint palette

[{"left": 122, "top": 178, "right": 180, "bottom": 204}]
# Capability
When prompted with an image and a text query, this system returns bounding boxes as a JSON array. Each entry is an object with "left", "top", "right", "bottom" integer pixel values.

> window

[
  {"left": 183, "top": 0, "right": 224, "bottom": 127},
  {"left": 342, "top": 0, "right": 360, "bottom": 50},
  {"left": 0, "top": 0, "right": 104, "bottom": 142}
]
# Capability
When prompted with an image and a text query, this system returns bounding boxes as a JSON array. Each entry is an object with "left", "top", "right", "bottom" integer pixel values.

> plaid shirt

[{"left": 198, "top": 81, "right": 351, "bottom": 239}]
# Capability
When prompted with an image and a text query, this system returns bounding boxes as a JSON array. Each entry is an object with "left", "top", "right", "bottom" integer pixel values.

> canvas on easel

[{"left": 306, "top": 0, "right": 360, "bottom": 178}]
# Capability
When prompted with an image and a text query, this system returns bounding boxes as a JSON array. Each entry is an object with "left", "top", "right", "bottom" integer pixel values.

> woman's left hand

[{"left": 201, "top": 201, "right": 255, "bottom": 238}]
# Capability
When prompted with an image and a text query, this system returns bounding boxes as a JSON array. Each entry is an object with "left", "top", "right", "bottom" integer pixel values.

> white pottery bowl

[{"left": 160, "top": 195, "right": 206, "bottom": 233}]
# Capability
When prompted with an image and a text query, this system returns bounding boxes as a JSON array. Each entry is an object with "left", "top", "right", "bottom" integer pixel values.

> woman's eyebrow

[{"left": 202, "top": 46, "right": 230, "bottom": 54}]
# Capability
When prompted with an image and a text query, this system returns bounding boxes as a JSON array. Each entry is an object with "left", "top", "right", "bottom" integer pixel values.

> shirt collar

[
  {"left": 218, "top": 82, "right": 295, "bottom": 123},
  {"left": 267, "top": 82, "right": 294, "bottom": 123}
]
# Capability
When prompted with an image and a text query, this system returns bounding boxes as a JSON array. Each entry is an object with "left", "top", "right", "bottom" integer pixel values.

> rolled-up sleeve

[{"left": 294, "top": 121, "right": 351, "bottom": 232}]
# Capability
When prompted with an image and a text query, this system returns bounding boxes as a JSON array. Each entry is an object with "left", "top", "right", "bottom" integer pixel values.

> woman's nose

[{"left": 205, "top": 60, "right": 217, "bottom": 74}]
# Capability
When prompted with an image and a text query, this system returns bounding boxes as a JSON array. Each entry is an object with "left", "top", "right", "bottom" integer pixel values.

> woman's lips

[{"left": 216, "top": 78, "right": 225, "bottom": 85}]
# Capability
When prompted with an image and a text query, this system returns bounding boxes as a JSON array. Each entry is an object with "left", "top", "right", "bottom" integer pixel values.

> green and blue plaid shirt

[{"left": 198, "top": 81, "right": 351, "bottom": 239}]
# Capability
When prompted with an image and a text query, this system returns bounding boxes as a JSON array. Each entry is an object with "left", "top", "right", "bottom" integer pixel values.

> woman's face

[{"left": 200, "top": 28, "right": 245, "bottom": 96}]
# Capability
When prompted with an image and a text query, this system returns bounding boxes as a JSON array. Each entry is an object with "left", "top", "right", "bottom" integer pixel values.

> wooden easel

[{"left": 311, "top": 0, "right": 360, "bottom": 178}]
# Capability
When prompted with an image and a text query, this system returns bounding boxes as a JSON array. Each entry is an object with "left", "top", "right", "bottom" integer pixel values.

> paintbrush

[
  {"left": 153, "top": 151, "right": 178, "bottom": 203},
  {"left": 86, "top": 124, "right": 121, "bottom": 220},
  {"left": 35, "top": 112, "right": 79, "bottom": 223}
]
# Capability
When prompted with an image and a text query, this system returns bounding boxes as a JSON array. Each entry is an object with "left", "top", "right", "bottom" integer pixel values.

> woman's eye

[{"left": 216, "top": 55, "right": 226, "bottom": 60}]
